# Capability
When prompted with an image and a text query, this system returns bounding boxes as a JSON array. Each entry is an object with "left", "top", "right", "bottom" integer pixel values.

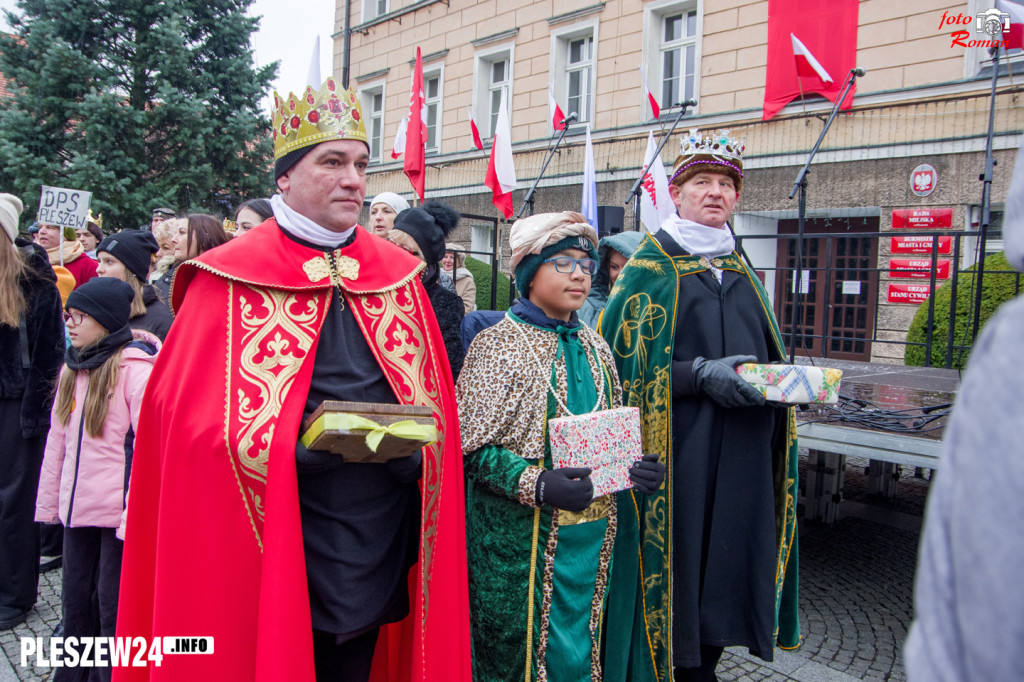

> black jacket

[
  {"left": 130, "top": 284, "right": 173, "bottom": 340},
  {"left": 0, "top": 239, "right": 65, "bottom": 438}
]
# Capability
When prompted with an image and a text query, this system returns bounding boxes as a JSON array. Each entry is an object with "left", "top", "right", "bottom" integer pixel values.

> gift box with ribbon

[
  {"left": 548, "top": 406, "right": 644, "bottom": 498},
  {"left": 735, "top": 364, "right": 843, "bottom": 405},
  {"left": 300, "top": 400, "right": 439, "bottom": 463}
]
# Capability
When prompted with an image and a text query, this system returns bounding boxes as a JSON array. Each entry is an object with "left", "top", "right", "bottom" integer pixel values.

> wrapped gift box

[
  {"left": 735, "top": 364, "right": 843, "bottom": 405},
  {"left": 300, "top": 400, "right": 438, "bottom": 463},
  {"left": 548, "top": 406, "right": 644, "bottom": 498}
]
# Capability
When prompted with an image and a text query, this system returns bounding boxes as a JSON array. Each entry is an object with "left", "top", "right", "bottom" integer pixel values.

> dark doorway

[{"left": 774, "top": 217, "right": 879, "bottom": 361}]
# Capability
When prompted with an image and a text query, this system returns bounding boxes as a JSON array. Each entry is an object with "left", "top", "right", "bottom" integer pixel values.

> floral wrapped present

[
  {"left": 735, "top": 364, "right": 843, "bottom": 405},
  {"left": 548, "top": 406, "right": 644, "bottom": 498},
  {"left": 300, "top": 400, "right": 438, "bottom": 463}
]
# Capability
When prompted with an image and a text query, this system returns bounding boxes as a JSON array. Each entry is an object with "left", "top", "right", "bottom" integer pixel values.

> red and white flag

[
  {"left": 996, "top": 0, "right": 1024, "bottom": 50},
  {"left": 548, "top": 82, "right": 566, "bottom": 132},
  {"left": 639, "top": 131, "right": 672, "bottom": 233},
  {"left": 391, "top": 115, "right": 408, "bottom": 160},
  {"left": 791, "top": 34, "right": 833, "bottom": 87},
  {"left": 404, "top": 47, "right": 427, "bottom": 202},
  {"left": 466, "top": 105, "right": 483, "bottom": 151},
  {"left": 639, "top": 66, "right": 661, "bottom": 119},
  {"left": 763, "top": 0, "right": 858, "bottom": 121},
  {"left": 485, "top": 89, "right": 517, "bottom": 218}
]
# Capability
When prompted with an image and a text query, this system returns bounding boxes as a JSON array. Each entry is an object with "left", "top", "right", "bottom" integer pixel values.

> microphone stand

[
  {"left": 505, "top": 114, "right": 577, "bottom": 302},
  {"left": 972, "top": 44, "right": 1002, "bottom": 342},
  {"left": 624, "top": 100, "right": 698, "bottom": 231},
  {"left": 786, "top": 68, "right": 861, "bottom": 363}
]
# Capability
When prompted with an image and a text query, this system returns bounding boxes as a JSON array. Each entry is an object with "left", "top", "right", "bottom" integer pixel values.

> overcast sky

[{"left": 0, "top": 0, "right": 336, "bottom": 111}]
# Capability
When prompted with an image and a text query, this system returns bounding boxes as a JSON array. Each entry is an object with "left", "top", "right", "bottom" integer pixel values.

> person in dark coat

[
  {"left": 96, "top": 231, "right": 173, "bottom": 340},
  {"left": 0, "top": 193, "right": 65, "bottom": 629},
  {"left": 389, "top": 201, "right": 466, "bottom": 381}
]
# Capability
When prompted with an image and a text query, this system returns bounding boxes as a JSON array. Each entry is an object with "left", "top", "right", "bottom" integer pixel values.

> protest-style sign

[{"left": 37, "top": 186, "right": 92, "bottom": 230}]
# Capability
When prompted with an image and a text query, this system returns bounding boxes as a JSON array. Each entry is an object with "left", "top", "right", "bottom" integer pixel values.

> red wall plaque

[
  {"left": 890, "top": 235, "right": 952, "bottom": 254},
  {"left": 888, "top": 283, "right": 931, "bottom": 304},
  {"left": 889, "top": 258, "right": 951, "bottom": 279},
  {"left": 891, "top": 208, "right": 953, "bottom": 229}
]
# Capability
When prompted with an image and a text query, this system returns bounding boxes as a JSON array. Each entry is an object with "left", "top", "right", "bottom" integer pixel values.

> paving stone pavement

[{"left": 2, "top": 454, "right": 930, "bottom": 681}]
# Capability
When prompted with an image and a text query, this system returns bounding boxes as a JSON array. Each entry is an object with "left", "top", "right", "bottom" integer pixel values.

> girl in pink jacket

[{"left": 36, "top": 278, "right": 158, "bottom": 677}]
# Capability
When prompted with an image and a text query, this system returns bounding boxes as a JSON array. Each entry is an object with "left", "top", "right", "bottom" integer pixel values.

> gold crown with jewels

[
  {"left": 272, "top": 77, "right": 368, "bottom": 160},
  {"left": 671, "top": 128, "right": 745, "bottom": 189}
]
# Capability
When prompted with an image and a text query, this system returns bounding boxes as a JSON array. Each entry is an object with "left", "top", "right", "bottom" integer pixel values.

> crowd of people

[{"left": 0, "top": 76, "right": 828, "bottom": 682}]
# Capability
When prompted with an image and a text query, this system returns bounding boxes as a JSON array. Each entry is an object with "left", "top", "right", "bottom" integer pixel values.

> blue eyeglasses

[{"left": 541, "top": 256, "right": 598, "bottom": 276}]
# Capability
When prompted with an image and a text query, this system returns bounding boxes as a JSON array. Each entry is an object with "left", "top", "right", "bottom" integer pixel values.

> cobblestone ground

[{"left": 3, "top": 453, "right": 931, "bottom": 681}]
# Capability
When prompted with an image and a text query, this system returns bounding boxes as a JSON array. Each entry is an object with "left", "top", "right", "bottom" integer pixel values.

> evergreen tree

[{"left": 0, "top": 0, "right": 278, "bottom": 230}]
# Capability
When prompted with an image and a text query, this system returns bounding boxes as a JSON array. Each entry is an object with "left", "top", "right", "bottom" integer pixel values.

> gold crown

[
  {"left": 87, "top": 209, "right": 103, "bottom": 231},
  {"left": 671, "top": 129, "right": 745, "bottom": 185},
  {"left": 272, "top": 77, "right": 368, "bottom": 160},
  {"left": 222, "top": 218, "right": 236, "bottom": 233}
]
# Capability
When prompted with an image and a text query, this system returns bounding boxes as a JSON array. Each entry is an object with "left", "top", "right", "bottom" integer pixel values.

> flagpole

[
  {"left": 513, "top": 113, "right": 578, "bottom": 220},
  {"left": 624, "top": 99, "right": 698, "bottom": 230},
  {"left": 972, "top": 43, "right": 1003, "bottom": 342},
  {"left": 787, "top": 67, "right": 863, "bottom": 363}
]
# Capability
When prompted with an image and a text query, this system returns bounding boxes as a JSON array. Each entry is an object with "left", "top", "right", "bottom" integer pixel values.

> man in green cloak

[{"left": 599, "top": 129, "right": 799, "bottom": 682}]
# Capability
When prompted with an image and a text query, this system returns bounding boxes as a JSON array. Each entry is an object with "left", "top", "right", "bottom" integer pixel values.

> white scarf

[
  {"left": 271, "top": 194, "right": 356, "bottom": 248},
  {"left": 658, "top": 215, "right": 736, "bottom": 281}
]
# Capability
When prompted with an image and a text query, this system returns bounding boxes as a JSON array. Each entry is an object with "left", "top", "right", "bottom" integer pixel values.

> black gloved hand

[
  {"left": 628, "top": 454, "right": 666, "bottom": 495},
  {"left": 691, "top": 354, "right": 766, "bottom": 408},
  {"left": 535, "top": 467, "right": 593, "bottom": 512},
  {"left": 387, "top": 450, "right": 423, "bottom": 483}
]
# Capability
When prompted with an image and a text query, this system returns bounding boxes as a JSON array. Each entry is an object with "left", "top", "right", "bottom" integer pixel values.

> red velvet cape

[{"left": 114, "top": 222, "right": 471, "bottom": 681}]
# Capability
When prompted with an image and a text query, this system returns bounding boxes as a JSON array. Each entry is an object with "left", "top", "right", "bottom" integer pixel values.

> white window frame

[
  {"left": 965, "top": 0, "right": 1024, "bottom": 78},
  {"left": 473, "top": 43, "right": 515, "bottom": 139},
  {"left": 424, "top": 66, "right": 444, "bottom": 155},
  {"left": 550, "top": 18, "right": 599, "bottom": 125},
  {"left": 362, "top": 0, "right": 389, "bottom": 23},
  {"left": 471, "top": 224, "right": 494, "bottom": 265},
  {"left": 358, "top": 81, "right": 386, "bottom": 163},
  {"left": 642, "top": 0, "right": 702, "bottom": 120}
]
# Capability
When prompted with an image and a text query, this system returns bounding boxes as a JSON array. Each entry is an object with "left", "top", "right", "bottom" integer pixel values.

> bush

[
  {"left": 905, "top": 251, "right": 1022, "bottom": 369},
  {"left": 464, "top": 256, "right": 513, "bottom": 311}
]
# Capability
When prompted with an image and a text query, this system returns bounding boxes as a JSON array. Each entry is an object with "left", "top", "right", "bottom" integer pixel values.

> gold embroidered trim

[
  {"left": 335, "top": 254, "right": 360, "bottom": 280},
  {"left": 302, "top": 256, "right": 330, "bottom": 283},
  {"left": 558, "top": 494, "right": 612, "bottom": 525}
]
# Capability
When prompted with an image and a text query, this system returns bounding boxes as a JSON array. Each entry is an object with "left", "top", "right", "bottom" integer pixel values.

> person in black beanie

[
  {"left": 37, "top": 276, "right": 158, "bottom": 675},
  {"left": 96, "top": 231, "right": 172, "bottom": 340},
  {"left": 389, "top": 201, "right": 466, "bottom": 380}
]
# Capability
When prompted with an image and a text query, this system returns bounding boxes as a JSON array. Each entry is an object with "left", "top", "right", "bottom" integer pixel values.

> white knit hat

[
  {"left": 0, "top": 193, "right": 23, "bottom": 243},
  {"left": 369, "top": 192, "right": 410, "bottom": 215}
]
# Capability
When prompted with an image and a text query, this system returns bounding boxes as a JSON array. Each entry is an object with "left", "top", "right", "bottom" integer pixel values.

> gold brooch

[
  {"left": 336, "top": 255, "right": 360, "bottom": 281},
  {"left": 303, "top": 257, "right": 332, "bottom": 283}
]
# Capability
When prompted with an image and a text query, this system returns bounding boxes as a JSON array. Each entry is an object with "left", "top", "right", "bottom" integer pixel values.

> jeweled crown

[
  {"left": 671, "top": 128, "right": 745, "bottom": 185},
  {"left": 272, "top": 77, "right": 368, "bottom": 160}
]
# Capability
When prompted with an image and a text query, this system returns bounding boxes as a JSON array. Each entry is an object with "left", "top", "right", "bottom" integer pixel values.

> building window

[
  {"left": 471, "top": 224, "right": 493, "bottom": 265},
  {"left": 487, "top": 58, "right": 510, "bottom": 137},
  {"left": 661, "top": 10, "right": 697, "bottom": 108},
  {"left": 642, "top": 0, "right": 701, "bottom": 119},
  {"left": 425, "top": 71, "right": 442, "bottom": 154},
  {"left": 363, "top": 0, "right": 388, "bottom": 22},
  {"left": 566, "top": 35, "right": 594, "bottom": 122},
  {"left": 550, "top": 21, "right": 599, "bottom": 125},
  {"left": 474, "top": 44, "right": 514, "bottom": 140},
  {"left": 359, "top": 85, "right": 385, "bottom": 162}
]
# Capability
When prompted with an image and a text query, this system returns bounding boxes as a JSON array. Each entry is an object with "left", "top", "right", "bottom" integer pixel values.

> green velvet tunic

[{"left": 457, "top": 312, "right": 634, "bottom": 682}]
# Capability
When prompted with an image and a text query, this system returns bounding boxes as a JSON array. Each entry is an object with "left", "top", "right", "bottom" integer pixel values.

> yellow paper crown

[
  {"left": 272, "top": 77, "right": 368, "bottom": 160},
  {"left": 87, "top": 209, "right": 103, "bottom": 231}
]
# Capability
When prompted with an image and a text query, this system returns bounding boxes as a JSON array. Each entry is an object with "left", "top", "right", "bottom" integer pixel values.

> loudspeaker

[{"left": 596, "top": 205, "right": 624, "bottom": 237}]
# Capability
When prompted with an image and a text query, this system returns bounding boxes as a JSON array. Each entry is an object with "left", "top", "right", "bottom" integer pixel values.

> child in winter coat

[{"left": 36, "top": 277, "right": 159, "bottom": 680}]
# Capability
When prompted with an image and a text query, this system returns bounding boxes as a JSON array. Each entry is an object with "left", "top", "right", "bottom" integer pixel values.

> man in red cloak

[{"left": 114, "top": 78, "right": 471, "bottom": 682}]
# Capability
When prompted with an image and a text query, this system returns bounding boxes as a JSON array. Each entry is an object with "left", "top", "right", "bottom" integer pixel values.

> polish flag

[
  {"left": 548, "top": 82, "right": 566, "bottom": 132},
  {"left": 791, "top": 34, "right": 833, "bottom": 87},
  {"left": 639, "top": 66, "right": 661, "bottom": 119},
  {"left": 639, "top": 131, "right": 672, "bottom": 233},
  {"left": 466, "top": 105, "right": 484, "bottom": 151},
  {"left": 391, "top": 115, "right": 407, "bottom": 159},
  {"left": 996, "top": 0, "right": 1024, "bottom": 50},
  {"left": 485, "top": 89, "right": 517, "bottom": 218},
  {"left": 404, "top": 47, "right": 427, "bottom": 202}
]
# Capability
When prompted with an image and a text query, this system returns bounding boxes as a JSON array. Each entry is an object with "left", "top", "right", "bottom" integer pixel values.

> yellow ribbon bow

[{"left": 301, "top": 413, "right": 438, "bottom": 453}]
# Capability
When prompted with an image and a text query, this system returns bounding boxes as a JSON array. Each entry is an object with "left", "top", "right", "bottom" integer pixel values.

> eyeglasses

[
  {"left": 62, "top": 310, "right": 88, "bottom": 326},
  {"left": 541, "top": 256, "right": 598, "bottom": 276}
]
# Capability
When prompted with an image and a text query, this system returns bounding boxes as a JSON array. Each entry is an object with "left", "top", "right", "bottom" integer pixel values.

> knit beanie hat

[
  {"left": 392, "top": 200, "right": 460, "bottom": 265},
  {"left": 97, "top": 230, "right": 159, "bottom": 282},
  {"left": 65, "top": 277, "right": 135, "bottom": 333},
  {"left": 84, "top": 221, "right": 104, "bottom": 243},
  {"left": 0, "top": 193, "right": 23, "bottom": 243},
  {"left": 369, "top": 192, "right": 411, "bottom": 216},
  {"left": 509, "top": 212, "right": 599, "bottom": 296}
]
